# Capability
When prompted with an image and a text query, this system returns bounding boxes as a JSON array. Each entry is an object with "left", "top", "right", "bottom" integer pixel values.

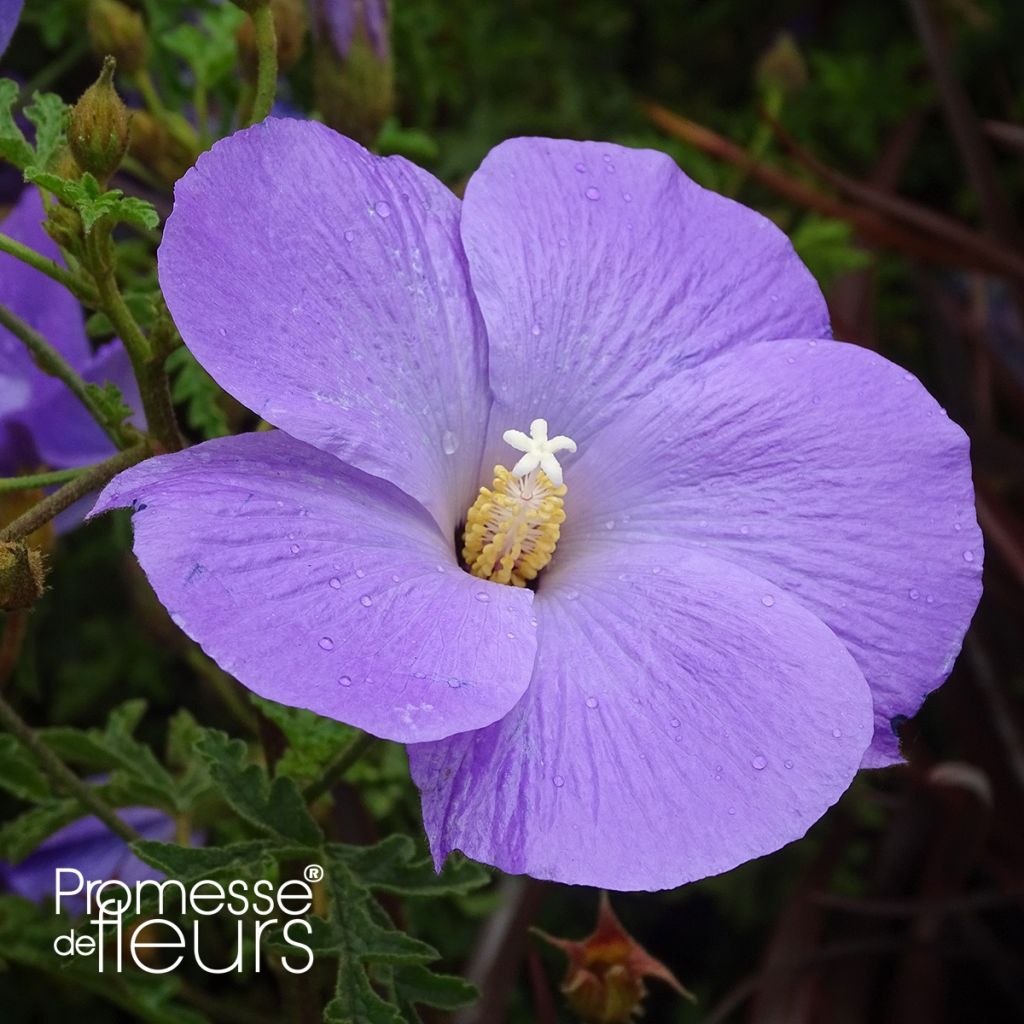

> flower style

[
  {"left": 0, "top": 807, "right": 176, "bottom": 913},
  {"left": 93, "top": 120, "right": 982, "bottom": 890},
  {"left": 1, "top": 188, "right": 141, "bottom": 479}
]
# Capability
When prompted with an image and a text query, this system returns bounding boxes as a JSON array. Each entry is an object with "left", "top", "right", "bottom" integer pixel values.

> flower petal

[
  {"left": 158, "top": 118, "right": 490, "bottom": 533},
  {"left": 564, "top": 339, "right": 983, "bottom": 767},
  {"left": 0, "top": 0, "right": 22, "bottom": 56},
  {"left": 410, "top": 542, "right": 873, "bottom": 891},
  {"left": 91, "top": 431, "right": 536, "bottom": 742},
  {"left": 23, "top": 340, "right": 143, "bottom": 468},
  {"left": 460, "top": 137, "right": 828, "bottom": 449},
  {"left": 1, "top": 188, "right": 91, "bottom": 426}
]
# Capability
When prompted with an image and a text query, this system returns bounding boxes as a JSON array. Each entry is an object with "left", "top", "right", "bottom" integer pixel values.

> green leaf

[
  {"left": 391, "top": 963, "right": 477, "bottom": 1014},
  {"left": 196, "top": 730, "right": 323, "bottom": 846},
  {"left": 39, "top": 700, "right": 181, "bottom": 809},
  {"left": 331, "top": 835, "right": 490, "bottom": 897},
  {"left": 253, "top": 696, "right": 356, "bottom": 782},
  {"left": 160, "top": 5, "right": 245, "bottom": 90},
  {"left": 0, "top": 798, "right": 81, "bottom": 862},
  {"left": 0, "top": 79, "right": 34, "bottom": 169},
  {"left": 0, "top": 735, "right": 51, "bottom": 803},
  {"left": 790, "top": 213, "right": 872, "bottom": 289},
  {"left": 23, "top": 91, "right": 68, "bottom": 169},
  {"left": 23, "top": 169, "right": 160, "bottom": 233},
  {"left": 132, "top": 838, "right": 278, "bottom": 879},
  {"left": 166, "top": 345, "right": 230, "bottom": 439}
]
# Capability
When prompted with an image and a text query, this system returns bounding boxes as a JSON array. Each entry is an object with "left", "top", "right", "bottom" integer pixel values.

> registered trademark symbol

[{"left": 304, "top": 864, "right": 324, "bottom": 883}]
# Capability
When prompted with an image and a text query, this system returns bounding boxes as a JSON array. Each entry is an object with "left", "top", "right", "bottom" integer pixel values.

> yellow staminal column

[
  {"left": 462, "top": 418, "right": 577, "bottom": 588},
  {"left": 463, "top": 466, "right": 566, "bottom": 587}
]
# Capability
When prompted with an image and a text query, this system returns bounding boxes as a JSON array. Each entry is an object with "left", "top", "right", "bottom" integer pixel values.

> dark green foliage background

[{"left": 2, "top": 1, "right": 1023, "bottom": 1022}]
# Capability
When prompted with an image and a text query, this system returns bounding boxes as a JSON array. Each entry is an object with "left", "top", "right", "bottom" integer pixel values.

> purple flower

[
  {"left": 93, "top": 121, "right": 982, "bottom": 890},
  {"left": 0, "top": 0, "right": 23, "bottom": 57},
  {"left": 311, "top": 0, "right": 389, "bottom": 60},
  {"left": 0, "top": 807, "right": 176, "bottom": 913},
  {"left": 0, "top": 188, "right": 142, "bottom": 478}
]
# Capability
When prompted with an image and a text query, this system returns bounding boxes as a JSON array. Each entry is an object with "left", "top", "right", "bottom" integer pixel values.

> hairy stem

[
  {"left": 248, "top": 4, "right": 279, "bottom": 125},
  {"left": 0, "top": 443, "right": 149, "bottom": 542},
  {"left": 0, "top": 690, "right": 140, "bottom": 844},
  {"left": 0, "top": 468, "right": 83, "bottom": 493},
  {"left": 0, "top": 303, "right": 129, "bottom": 449},
  {"left": 0, "top": 231, "right": 98, "bottom": 304}
]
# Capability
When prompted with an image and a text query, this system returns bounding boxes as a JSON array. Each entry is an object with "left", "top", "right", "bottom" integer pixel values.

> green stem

[
  {"left": 304, "top": 732, "right": 378, "bottom": 802},
  {"left": 88, "top": 227, "right": 182, "bottom": 453},
  {"left": 0, "top": 232, "right": 98, "bottom": 305},
  {"left": 0, "top": 467, "right": 83, "bottom": 493},
  {"left": 0, "top": 303, "right": 128, "bottom": 449},
  {"left": 0, "top": 443, "right": 148, "bottom": 542},
  {"left": 0, "top": 690, "right": 140, "bottom": 844},
  {"left": 248, "top": 3, "right": 279, "bottom": 125}
]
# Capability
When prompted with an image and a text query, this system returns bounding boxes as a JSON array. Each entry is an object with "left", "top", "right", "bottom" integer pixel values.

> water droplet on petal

[
  {"left": 565, "top": 588, "right": 579, "bottom": 601},
  {"left": 832, "top": 728, "right": 843, "bottom": 738},
  {"left": 784, "top": 759, "right": 794, "bottom": 769},
  {"left": 290, "top": 544, "right": 300, "bottom": 554},
  {"left": 670, "top": 717, "right": 680, "bottom": 728},
  {"left": 761, "top": 594, "right": 775, "bottom": 607},
  {"left": 530, "top": 323, "right": 541, "bottom": 336},
  {"left": 652, "top": 566, "right": 662, "bottom": 575},
  {"left": 604, "top": 520, "right": 615, "bottom": 530},
  {"left": 727, "top": 806, "right": 736, "bottom": 816},
  {"left": 359, "top": 595, "right": 373, "bottom": 607},
  {"left": 751, "top": 755, "right": 768, "bottom": 770},
  {"left": 374, "top": 200, "right": 392, "bottom": 218},
  {"left": 329, "top": 577, "right": 341, "bottom": 590},
  {"left": 585, "top": 186, "right": 601, "bottom": 201},
  {"left": 622, "top": 191, "right": 632, "bottom": 202},
  {"left": 585, "top": 696, "right": 599, "bottom": 709},
  {"left": 962, "top": 550, "right": 975, "bottom": 562},
  {"left": 343, "top": 229, "right": 355, "bottom": 242},
  {"left": 441, "top": 430, "right": 458, "bottom": 455},
  {"left": 553, "top": 775, "right": 565, "bottom": 787},
  {"left": 338, "top": 675, "right": 352, "bottom": 686},
  {"left": 354, "top": 568, "right": 366, "bottom": 579},
  {"left": 475, "top": 591, "right": 490, "bottom": 603},
  {"left": 908, "top": 588, "right": 919, "bottom": 600},
  {"left": 506, "top": 632, "right": 516, "bottom": 640},
  {"left": 318, "top": 637, "right": 335, "bottom": 651},
  {"left": 391, "top": 574, "right": 400, "bottom": 583},
  {"left": 574, "top": 162, "right": 586, "bottom": 173}
]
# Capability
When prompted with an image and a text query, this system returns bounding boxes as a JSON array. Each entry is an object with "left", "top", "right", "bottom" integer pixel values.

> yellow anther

[{"left": 462, "top": 466, "right": 566, "bottom": 587}]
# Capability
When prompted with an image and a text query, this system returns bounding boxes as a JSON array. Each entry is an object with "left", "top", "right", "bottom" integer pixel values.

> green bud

[
  {"left": 0, "top": 541, "right": 46, "bottom": 612},
  {"left": 755, "top": 32, "right": 808, "bottom": 96},
  {"left": 230, "top": 0, "right": 269, "bottom": 14},
  {"left": 69, "top": 57, "right": 131, "bottom": 183},
  {"left": 314, "top": 19, "right": 394, "bottom": 147},
  {"left": 238, "top": 0, "right": 308, "bottom": 78},
  {"left": 86, "top": 0, "right": 149, "bottom": 75}
]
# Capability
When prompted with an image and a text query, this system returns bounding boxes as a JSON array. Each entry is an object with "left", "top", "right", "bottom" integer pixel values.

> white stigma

[{"left": 502, "top": 418, "right": 578, "bottom": 488}]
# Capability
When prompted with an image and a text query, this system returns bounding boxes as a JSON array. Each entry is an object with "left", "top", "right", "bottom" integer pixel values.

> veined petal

[
  {"left": 564, "top": 339, "right": 982, "bottom": 767},
  {"left": 461, "top": 137, "right": 828, "bottom": 451},
  {"left": 92, "top": 431, "right": 537, "bottom": 743},
  {"left": 411, "top": 543, "right": 873, "bottom": 891},
  {"left": 158, "top": 119, "right": 490, "bottom": 534}
]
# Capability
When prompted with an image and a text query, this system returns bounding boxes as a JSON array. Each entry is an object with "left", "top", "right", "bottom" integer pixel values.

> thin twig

[
  {"left": 0, "top": 231, "right": 98, "bottom": 305},
  {"left": 248, "top": 3, "right": 279, "bottom": 125},
  {"left": 0, "top": 467, "right": 83, "bottom": 493}
]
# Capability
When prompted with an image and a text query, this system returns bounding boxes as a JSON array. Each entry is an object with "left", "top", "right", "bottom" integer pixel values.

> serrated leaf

[
  {"left": 132, "top": 838, "right": 278, "bottom": 879},
  {"left": 253, "top": 696, "right": 356, "bottom": 781},
  {"left": 0, "top": 798, "right": 81, "bottom": 862},
  {"left": 160, "top": 5, "right": 245, "bottom": 89},
  {"left": 23, "top": 91, "right": 67, "bottom": 169},
  {"left": 0, "top": 735, "right": 51, "bottom": 803},
  {"left": 0, "top": 79, "right": 34, "bottom": 169},
  {"left": 391, "top": 963, "right": 477, "bottom": 1013},
  {"left": 39, "top": 700, "right": 180, "bottom": 809},
  {"left": 331, "top": 835, "right": 490, "bottom": 897},
  {"left": 196, "top": 730, "right": 322, "bottom": 846},
  {"left": 23, "top": 168, "right": 160, "bottom": 233},
  {"left": 166, "top": 345, "right": 230, "bottom": 439}
]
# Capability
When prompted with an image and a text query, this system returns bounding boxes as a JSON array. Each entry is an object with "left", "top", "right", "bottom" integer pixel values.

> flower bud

[
  {"left": 312, "top": 0, "right": 393, "bottom": 146},
  {"left": 230, "top": 0, "right": 269, "bottom": 14},
  {"left": 86, "top": 0, "right": 149, "bottom": 75},
  {"left": 237, "top": 0, "right": 308, "bottom": 78},
  {"left": 755, "top": 32, "right": 808, "bottom": 96},
  {"left": 0, "top": 540, "right": 46, "bottom": 611},
  {"left": 68, "top": 57, "right": 131, "bottom": 183},
  {"left": 535, "top": 893, "right": 693, "bottom": 1024}
]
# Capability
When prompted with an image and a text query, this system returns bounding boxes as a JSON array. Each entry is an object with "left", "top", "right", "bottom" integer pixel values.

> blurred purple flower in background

[
  {"left": 0, "top": 189, "right": 141, "bottom": 478},
  {"left": 0, "top": 0, "right": 23, "bottom": 57},
  {"left": 0, "top": 807, "right": 176, "bottom": 913},
  {"left": 94, "top": 121, "right": 982, "bottom": 890},
  {"left": 312, "top": 0, "right": 388, "bottom": 59}
]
